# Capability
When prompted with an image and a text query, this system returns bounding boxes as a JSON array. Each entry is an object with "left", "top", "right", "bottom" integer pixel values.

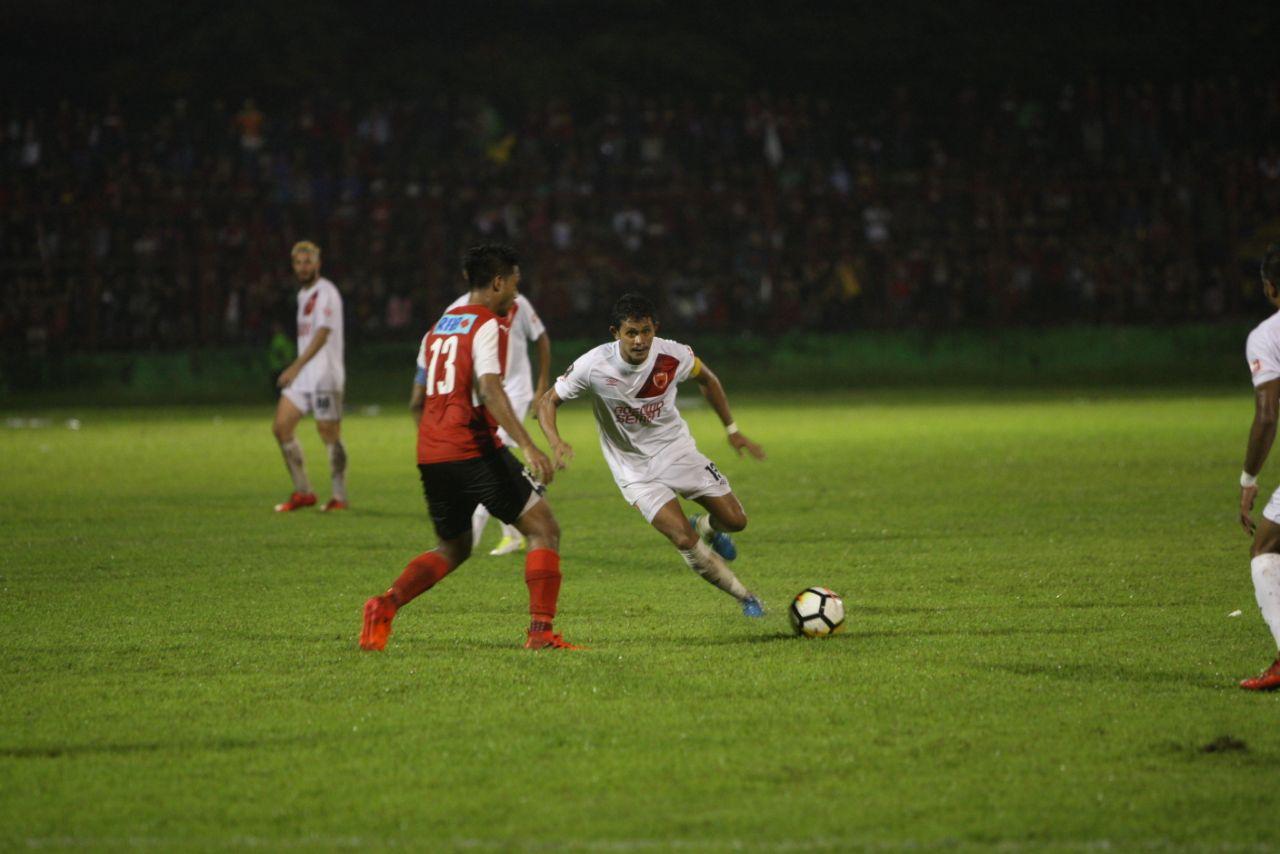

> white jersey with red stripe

[
  {"left": 294, "top": 277, "right": 345, "bottom": 391},
  {"left": 554, "top": 337, "right": 699, "bottom": 487}
]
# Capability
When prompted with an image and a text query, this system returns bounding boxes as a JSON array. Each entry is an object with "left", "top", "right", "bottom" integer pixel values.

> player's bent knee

[{"left": 670, "top": 530, "right": 700, "bottom": 550}]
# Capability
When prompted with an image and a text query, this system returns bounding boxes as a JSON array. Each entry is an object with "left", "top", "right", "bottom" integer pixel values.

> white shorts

[
  {"left": 495, "top": 393, "right": 533, "bottom": 446},
  {"left": 1265, "top": 487, "right": 1280, "bottom": 525},
  {"left": 283, "top": 387, "right": 344, "bottom": 421},
  {"left": 620, "top": 449, "right": 732, "bottom": 523}
]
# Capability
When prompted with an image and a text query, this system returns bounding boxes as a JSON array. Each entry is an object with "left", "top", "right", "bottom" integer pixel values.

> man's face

[
  {"left": 292, "top": 250, "right": 320, "bottom": 285},
  {"left": 493, "top": 266, "right": 521, "bottom": 315},
  {"left": 612, "top": 316, "right": 657, "bottom": 365}
]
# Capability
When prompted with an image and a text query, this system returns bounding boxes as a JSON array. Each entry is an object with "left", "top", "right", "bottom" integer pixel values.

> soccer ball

[{"left": 788, "top": 587, "right": 845, "bottom": 638}]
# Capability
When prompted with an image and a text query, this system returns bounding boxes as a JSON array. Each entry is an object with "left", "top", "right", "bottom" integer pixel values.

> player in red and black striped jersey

[{"left": 360, "top": 244, "right": 579, "bottom": 651}]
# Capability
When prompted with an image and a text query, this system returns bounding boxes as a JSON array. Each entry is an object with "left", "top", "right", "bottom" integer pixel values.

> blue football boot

[
  {"left": 689, "top": 514, "right": 738, "bottom": 561},
  {"left": 741, "top": 595, "right": 765, "bottom": 618}
]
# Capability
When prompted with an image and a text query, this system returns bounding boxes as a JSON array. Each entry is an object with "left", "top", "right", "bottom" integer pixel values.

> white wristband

[
  {"left": 1242, "top": 471, "right": 1258, "bottom": 488},
  {"left": 725, "top": 422, "right": 740, "bottom": 436}
]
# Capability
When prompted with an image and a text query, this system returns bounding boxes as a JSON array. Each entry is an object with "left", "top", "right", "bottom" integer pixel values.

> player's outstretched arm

[
  {"left": 478, "top": 373, "right": 554, "bottom": 485},
  {"left": 278, "top": 327, "right": 330, "bottom": 388},
  {"left": 692, "top": 360, "right": 765, "bottom": 460},
  {"left": 1241, "top": 379, "right": 1280, "bottom": 534},
  {"left": 535, "top": 389, "right": 575, "bottom": 470},
  {"left": 533, "top": 332, "right": 552, "bottom": 408}
]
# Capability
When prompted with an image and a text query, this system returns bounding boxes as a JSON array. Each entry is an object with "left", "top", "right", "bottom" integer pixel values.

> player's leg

[
  {"left": 690, "top": 492, "right": 747, "bottom": 562},
  {"left": 272, "top": 392, "right": 315, "bottom": 511},
  {"left": 646, "top": 495, "right": 763, "bottom": 617},
  {"left": 360, "top": 462, "right": 474, "bottom": 651},
  {"left": 482, "top": 406, "right": 530, "bottom": 556},
  {"left": 1242, "top": 511, "right": 1280, "bottom": 689},
  {"left": 314, "top": 395, "right": 347, "bottom": 511},
  {"left": 486, "top": 449, "right": 577, "bottom": 649}
]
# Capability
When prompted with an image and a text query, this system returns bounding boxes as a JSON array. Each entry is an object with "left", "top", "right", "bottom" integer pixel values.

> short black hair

[
  {"left": 610, "top": 292, "right": 658, "bottom": 328},
  {"left": 1264, "top": 242, "right": 1280, "bottom": 287},
  {"left": 463, "top": 243, "right": 519, "bottom": 288}
]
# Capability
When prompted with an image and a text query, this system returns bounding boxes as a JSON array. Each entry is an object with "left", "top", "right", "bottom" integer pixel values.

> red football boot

[
  {"left": 359, "top": 595, "right": 397, "bottom": 651},
  {"left": 1240, "top": 657, "right": 1280, "bottom": 691},
  {"left": 320, "top": 499, "right": 348, "bottom": 512},
  {"left": 524, "top": 630, "right": 585, "bottom": 650},
  {"left": 274, "top": 492, "right": 317, "bottom": 512}
]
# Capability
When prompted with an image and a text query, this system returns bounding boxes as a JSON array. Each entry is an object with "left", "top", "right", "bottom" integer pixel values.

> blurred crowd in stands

[{"left": 3, "top": 78, "right": 1280, "bottom": 353}]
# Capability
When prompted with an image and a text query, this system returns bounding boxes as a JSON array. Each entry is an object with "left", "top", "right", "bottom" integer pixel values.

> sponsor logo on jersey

[
  {"left": 613, "top": 400, "right": 665, "bottom": 425},
  {"left": 434, "top": 313, "right": 477, "bottom": 335},
  {"left": 1252, "top": 359, "right": 1263, "bottom": 375},
  {"left": 604, "top": 376, "right": 621, "bottom": 387}
]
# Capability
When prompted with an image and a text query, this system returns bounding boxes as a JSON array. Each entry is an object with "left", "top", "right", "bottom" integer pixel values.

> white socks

[
  {"left": 471, "top": 505, "right": 491, "bottom": 547},
  {"left": 326, "top": 441, "right": 347, "bottom": 502},
  {"left": 679, "top": 540, "right": 749, "bottom": 601},
  {"left": 471, "top": 504, "right": 522, "bottom": 548},
  {"left": 278, "top": 438, "right": 311, "bottom": 493},
  {"left": 1251, "top": 553, "right": 1280, "bottom": 650}
]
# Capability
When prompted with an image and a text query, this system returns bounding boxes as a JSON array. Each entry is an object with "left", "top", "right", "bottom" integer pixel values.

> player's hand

[
  {"left": 551, "top": 441, "right": 574, "bottom": 470},
  {"left": 277, "top": 364, "right": 300, "bottom": 389},
  {"left": 524, "top": 446, "right": 555, "bottom": 486},
  {"left": 729, "top": 432, "right": 766, "bottom": 460},
  {"left": 1241, "top": 484, "right": 1259, "bottom": 535}
]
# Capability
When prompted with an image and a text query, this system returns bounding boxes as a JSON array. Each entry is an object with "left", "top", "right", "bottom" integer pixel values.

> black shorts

[{"left": 418, "top": 448, "right": 543, "bottom": 540}]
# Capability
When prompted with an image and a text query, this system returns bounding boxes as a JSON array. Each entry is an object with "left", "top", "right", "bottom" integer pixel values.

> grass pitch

[{"left": 2, "top": 390, "right": 1278, "bottom": 850}]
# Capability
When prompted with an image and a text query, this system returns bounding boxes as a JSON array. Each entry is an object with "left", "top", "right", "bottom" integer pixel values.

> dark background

[
  {"left": 3, "top": 1, "right": 1280, "bottom": 379},
  {"left": 5, "top": 3, "right": 1273, "bottom": 105}
]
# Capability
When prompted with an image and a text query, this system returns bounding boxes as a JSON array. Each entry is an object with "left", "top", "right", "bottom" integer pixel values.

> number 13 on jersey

[{"left": 424, "top": 336, "right": 459, "bottom": 396}]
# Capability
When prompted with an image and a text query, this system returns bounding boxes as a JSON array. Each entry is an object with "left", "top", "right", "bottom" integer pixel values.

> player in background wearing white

[
  {"left": 410, "top": 291, "right": 551, "bottom": 555},
  {"left": 537, "top": 292, "right": 767, "bottom": 617},
  {"left": 1238, "top": 242, "right": 1280, "bottom": 690},
  {"left": 271, "top": 241, "right": 348, "bottom": 513}
]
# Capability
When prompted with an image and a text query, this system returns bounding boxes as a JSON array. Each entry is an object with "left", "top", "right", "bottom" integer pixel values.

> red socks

[
  {"left": 388, "top": 551, "right": 453, "bottom": 607},
  {"left": 525, "top": 549, "right": 562, "bottom": 624}
]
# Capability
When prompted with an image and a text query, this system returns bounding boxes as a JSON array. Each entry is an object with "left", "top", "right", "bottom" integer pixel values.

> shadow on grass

[
  {"left": 989, "top": 661, "right": 1229, "bottom": 690},
  {"left": 0, "top": 732, "right": 331, "bottom": 760}
]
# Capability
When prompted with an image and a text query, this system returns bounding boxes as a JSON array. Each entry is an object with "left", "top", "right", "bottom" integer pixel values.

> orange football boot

[
  {"left": 524, "top": 631, "right": 585, "bottom": 650},
  {"left": 320, "top": 499, "right": 348, "bottom": 512},
  {"left": 359, "top": 595, "right": 397, "bottom": 651},
  {"left": 274, "top": 492, "right": 317, "bottom": 512},
  {"left": 1240, "top": 657, "right": 1280, "bottom": 691}
]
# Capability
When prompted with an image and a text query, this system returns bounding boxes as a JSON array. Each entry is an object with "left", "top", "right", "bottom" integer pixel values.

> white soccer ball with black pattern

[{"left": 788, "top": 587, "right": 845, "bottom": 637}]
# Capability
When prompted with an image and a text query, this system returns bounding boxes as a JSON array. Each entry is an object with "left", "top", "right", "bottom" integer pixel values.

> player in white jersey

[
  {"left": 271, "top": 241, "right": 349, "bottom": 513},
  {"left": 409, "top": 292, "right": 551, "bottom": 555},
  {"left": 537, "top": 293, "right": 768, "bottom": 617},
  {"left": 1238, "top": 242, "right": 1280, "bottom": 690}
]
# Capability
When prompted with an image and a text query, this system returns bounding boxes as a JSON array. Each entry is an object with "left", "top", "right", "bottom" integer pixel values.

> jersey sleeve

[
  {"left": 414, "top": 333, "right": 428, "bottom": 384},
  {"left": 472, "top": 319, "right": 501, "bottom": 379},
  {"left": 522, "top": 299, "right": 547, "bottom": 341},
  {"left": 315, "top": 284, "right": 340, "bottom": 330},
  {"left": 1248, "top": 329, "right": 1280, "bottom": 386},
  {"left": 553, "top": 352, "right": 594, "bottom": 401},
  {"left": 674, "top": 343, "right": 697, "bottom": 383}
]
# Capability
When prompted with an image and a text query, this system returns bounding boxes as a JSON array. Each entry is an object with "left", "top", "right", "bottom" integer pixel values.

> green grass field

[{"left": 2, "top": 391, "right": 1278, "bottom": 850}]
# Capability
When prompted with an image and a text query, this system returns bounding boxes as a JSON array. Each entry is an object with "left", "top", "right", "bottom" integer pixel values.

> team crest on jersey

[
  {"left": 434, "top": 313, "right": 477, "bottom": 335},
  {"left": 637, "top": 355, "right": 681, "bottom": 398}
]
